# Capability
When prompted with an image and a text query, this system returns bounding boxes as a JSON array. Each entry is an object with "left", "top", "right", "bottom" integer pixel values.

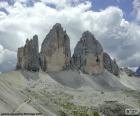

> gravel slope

[{"left": 0, "top": 70, "right": 139, "bottom": 115}]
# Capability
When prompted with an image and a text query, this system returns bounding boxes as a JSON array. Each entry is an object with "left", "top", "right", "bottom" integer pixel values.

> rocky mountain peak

[
  {"left": 82, "top": 31, "right": 95, "bottom": 40},
  {"left": 103, "top": 52, "right": 119, "bottom": 76},
  {"left": 16, "top": 35, "right": 39, "bottom": 71},
  {"left": 52, "top": 23, "right": 62, "bottom": 29},
  {"left": 71, "top": 31, "right": 104, "bottom": 75},
  {"left": 16, "top": 23, "right": 120, "bottom": 76},
  {"left": 40, "top": 23, "right": 71, "bottom": 72}
]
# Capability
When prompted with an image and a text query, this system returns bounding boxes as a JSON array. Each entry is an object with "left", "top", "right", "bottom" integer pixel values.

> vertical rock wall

[
  {"left": 103, "top": 52, "right": 119, "bottom": 76},
  {"left": 16, "top": 23, "right": 120, "bottom": 76},
  {"left": 71, "top": 31, "right": 104, "bottom": 75},
  {"left": 16, "top": 35, "right": 39, "bottom": 71},
  {"left": 40, "top": 23, "right": 71, "bottom": 72}
]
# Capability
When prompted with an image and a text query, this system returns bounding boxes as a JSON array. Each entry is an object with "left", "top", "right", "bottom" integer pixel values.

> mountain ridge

[{"left": 17, "top": 23, "right": 119, "bottom": 76}]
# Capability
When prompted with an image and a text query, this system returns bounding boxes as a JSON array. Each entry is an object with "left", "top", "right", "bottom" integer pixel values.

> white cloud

[
  {"left": 0, "top": 44, "right": 16, "bottom": 72},
  {"left": 0, "top": 0, "right": 140, "bottom": 72},
  {"left": 0, "top": 1, "right": 8, "bottom": 9}
]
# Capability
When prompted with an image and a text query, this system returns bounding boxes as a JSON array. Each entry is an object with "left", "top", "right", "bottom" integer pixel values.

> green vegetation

[
  {"left": 93, "top": 112, "right": 100, "bottom": 116},
  {"left": 58, "top": 111, "right": 68, "bottom": 116},
  {"left": 58, "top": 101, "right": 101, "bottom": 116},
  {"left": 58, "top": 110, "right": 101, "bottom": 116}
]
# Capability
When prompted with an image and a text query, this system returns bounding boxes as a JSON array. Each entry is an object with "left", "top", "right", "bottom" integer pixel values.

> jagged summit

[
  {"left": 16, "top": 35, "right": 39, "bottom": 71},
  {"left": 82, "top": 31, "right": 95, "bottom": 39},
  {"left": 16, "top": 23, "right": 119, "bottom": 76},
  {"left": 81, "top": 30, "right": 103, "bottom": 54},
  {"left": 40, "top": 23, "right": 71, "bottom": 72},
  {"left": 52, "top": 23, "right": 62, "bottom": 29},
  {"left": 71, "top": 31, "right": 104, "bottom": 75}
]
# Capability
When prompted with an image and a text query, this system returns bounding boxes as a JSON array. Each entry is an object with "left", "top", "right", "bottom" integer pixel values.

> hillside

[{"left": 0, "top": 70, "right": 140, "bottom": 116}]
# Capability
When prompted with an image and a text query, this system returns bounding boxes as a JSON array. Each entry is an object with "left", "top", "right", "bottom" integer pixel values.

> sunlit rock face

[
  {"left": 103, "top": 52, "right": 119, "bottom": 76},
  {"left": 40, "top": 23, "right": 71, "bottom": 72},
  {"left": 16, "top": 35, "right": 39, "bottom": 71},
  {"left": 71, "top": 31, "right": 104, "bottom": 75}
]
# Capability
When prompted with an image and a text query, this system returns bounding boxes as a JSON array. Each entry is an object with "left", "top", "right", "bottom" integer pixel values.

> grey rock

[
  {"left": 16, "top": 47, "right": 24, "bottom": 69},
  {"left": 71, "top": 31, "right": 104, "bottom": 75},
  {"left": 103, "top": 52, "right": 119, "bottom": 76},
  {"left": 120, "top": 67, "right": 135, "bottom": 77},
  {"left": 40, "top": 23, "right": 71, "bottom": 72},
  {"left": 16, "top": 35, "right": 39, "bottom": 71},
  {"left": 99, "top": 101, "right": 134, "bottom": 116}
]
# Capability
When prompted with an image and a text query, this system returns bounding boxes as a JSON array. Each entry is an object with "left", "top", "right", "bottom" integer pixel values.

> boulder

[
  {"left": 40, "top": 23, "right": 71, "bottom": 72},
  {"left": 103, "top": 52, "right": 119, "bottom": 76},
  {"left": 71, "top": 31, "right": 104, "bottom": 75},
  {"left": 16, "top": 35, "right": 39, "bottom": 71}
]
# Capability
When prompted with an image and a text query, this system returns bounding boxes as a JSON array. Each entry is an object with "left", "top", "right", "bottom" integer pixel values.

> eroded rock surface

[
  {"left": 16, "top": 35, "right": 39, "bottom": 71},
  {"left": 16, "top": 23, "right": 120, "bottom": 76},
  {"left": 71, "top": 31, "right": 104, "bottom": 75},
  {"left": 103, "top": 52, "right": 119, "bottom": 76},
  {"left": 40, "top": 23, "right": 71, "bottom": 72}
]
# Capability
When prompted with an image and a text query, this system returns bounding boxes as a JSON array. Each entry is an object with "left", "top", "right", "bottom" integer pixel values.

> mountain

[
  {"left": 103, "top": 52, "right": 119, "bottom": 76},
  {"left": 0, "top": 23, "right": 140, "bottom": 116},
  {"left": 16, "top": 23, "right": 119, "bottom": 76},
  {"left": 136, "top": 66, "right": 140, "bottom": 76},
  {"left": 40, "top": 23, "right": 71, "bottom": 72},
  {"left": 71, "top": 31, "right": 104, "bottom": 75},
  {"left": 16, "top": 35, "right": 39, "bottom": 71},
  {"left": 120, "top": 67, "right": 136, "bottom": 77}
]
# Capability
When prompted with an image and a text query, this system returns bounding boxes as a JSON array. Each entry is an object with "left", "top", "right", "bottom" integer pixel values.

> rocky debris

[
  {"left": 71, "top": 31, "right": 104, "bottom": 75},
  {"left": 120, "top": 67, "right": 135, "bottom": 77},
  {"left": 99, "top": 101, "right": 134, "bottom": 116},
  {"left": 40, "top": 23, "right": 71, "bottom": 72},
  {"left": 103, "top": 52, "right": 119, "bottom": 76},
  {"left": 16, "top": 35, "right": 39, "bottom": 71}
]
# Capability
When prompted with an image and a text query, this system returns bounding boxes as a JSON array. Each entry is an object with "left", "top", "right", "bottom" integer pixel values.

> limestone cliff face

[
  {"left": 40, "top": 23, "right": 71, "bottom": 72},
  {"left": 16, "top": 23, "right": 120, "bottom": 76},
  {"left": 71, "top": 31, "right": 104, "bottom": 75},
  {"left": 103, "top": 52, "right": 119, "bottom": 76},
  {"left": 16, "top": 35, "right": 39, "bottom": 71}
]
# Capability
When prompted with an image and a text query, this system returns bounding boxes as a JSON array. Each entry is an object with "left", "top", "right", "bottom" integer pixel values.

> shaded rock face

[
  {"left": 103, "top": 52, "right": 119, "bottom": 76},
  {"left": 71, "top": 31, "right": 104, "bottom": 75},
  {"left": 16, "top": 35, "right": 39, "bottom": 71},
  {"left": 135, "top": 66, "right": 140, "bottom": 76},
  {"left": 40, "top": 23, "right": 71, "bottom": 72}
]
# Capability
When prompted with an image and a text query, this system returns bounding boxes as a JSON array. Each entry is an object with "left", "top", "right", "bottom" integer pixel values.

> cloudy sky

[{"left": 0, "top": 0, "right": 140, "bottom": 72}]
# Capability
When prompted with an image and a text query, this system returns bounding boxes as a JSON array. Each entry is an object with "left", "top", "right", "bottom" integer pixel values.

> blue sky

[{"left": 91, "top": 0, "right": 134, "bottom": 21}]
